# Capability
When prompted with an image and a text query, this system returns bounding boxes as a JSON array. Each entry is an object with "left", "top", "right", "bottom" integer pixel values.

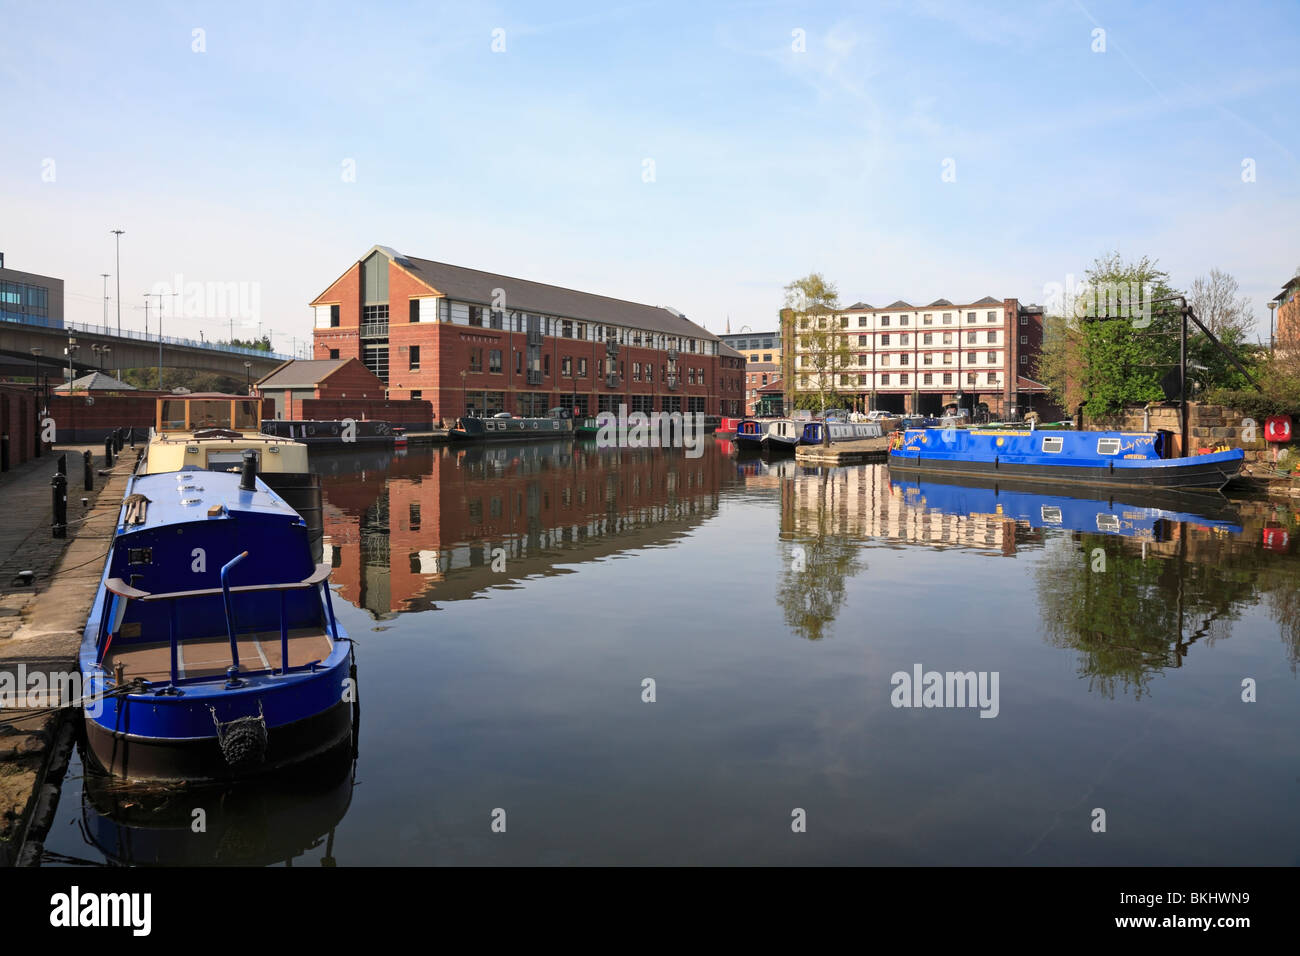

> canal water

[{"left": 43, "top": 439, "right": 1300, "bottom": 865}]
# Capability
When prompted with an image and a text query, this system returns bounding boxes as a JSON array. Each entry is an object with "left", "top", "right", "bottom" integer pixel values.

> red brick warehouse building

[{"left": 311, "top": 246, "right": 745, "bottom": 420}]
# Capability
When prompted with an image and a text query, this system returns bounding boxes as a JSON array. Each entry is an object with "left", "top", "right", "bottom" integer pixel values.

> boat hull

[
  {"left": 84, "top": 696, "right": 354, "bottom": 784},
  {"left": 452, "top": 416, "right": 574, "bottom": 442},
  {"left": 887, "top": 449, "right": 1243, "bottom": 491}
]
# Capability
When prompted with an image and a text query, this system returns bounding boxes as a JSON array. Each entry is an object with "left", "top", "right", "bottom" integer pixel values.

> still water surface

[{"left": 45, "top": 439, "right": 1300, "bottom": 865}]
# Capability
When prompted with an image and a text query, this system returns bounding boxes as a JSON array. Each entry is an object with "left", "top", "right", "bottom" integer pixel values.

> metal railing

[
  {"left": 361, "top": 321, "right": 389, "bottom": 338},
  {"left": 0, "top": 311, "right": 291, "bottom": 360}
]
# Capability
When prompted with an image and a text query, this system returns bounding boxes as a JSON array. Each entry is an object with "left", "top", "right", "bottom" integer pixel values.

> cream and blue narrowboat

[{"left": 800, "top": 420, "right": 884, "bottom": 444}]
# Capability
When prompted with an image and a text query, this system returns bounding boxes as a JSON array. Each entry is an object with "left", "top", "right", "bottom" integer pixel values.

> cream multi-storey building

[{"left": 780, "top": 296, "right": 1049, "bottom": 418}]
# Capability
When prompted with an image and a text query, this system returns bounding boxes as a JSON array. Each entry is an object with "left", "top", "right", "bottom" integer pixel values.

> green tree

[
  {"left": 783, "top": 273, "right": 845, "bottom": 438},
  {"left": 1077, "top": 253, "right": 1182, "bottom": 417}
]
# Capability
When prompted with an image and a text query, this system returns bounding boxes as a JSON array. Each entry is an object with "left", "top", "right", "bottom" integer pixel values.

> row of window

[
  {"left": 317, "top": 300, "right": 720, "bottom": 356},
  {"left": 0, "top": 280, "right": 51, "bottom": 318},
  {"left": 801, "top": 350, "right": 1004, "bottom": 367},
  {"left": 800, "top": 310, "right": 1003, "bottom": 330},
  {"left": 799, "top": 371, "right": 1003, "bottom": 388},
  {"left": 457, "top": 348, "right": 713, "bottom": 385}
]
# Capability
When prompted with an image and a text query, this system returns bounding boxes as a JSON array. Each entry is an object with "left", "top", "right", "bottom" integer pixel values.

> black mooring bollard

[
  {"left": 84, "top": 450, "right": 94, "bottom": 491},
  {"left": 51, "top": 472, "right": 67, "bottom": 538},
  {"left": 113, "top": 428, "right": 121, "bottom": 453},
  {"left": 129, "top": 426, "right": 135, "bottom": 448},
  {"left": 104, "top": 435, "right": 114, "bottom": 467}
]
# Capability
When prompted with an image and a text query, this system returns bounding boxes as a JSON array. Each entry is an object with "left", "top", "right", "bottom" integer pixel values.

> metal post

[
  {"left": 57, "top": 453, "right": 66, "bottom": 476},
  {"left": 220, "top": 551, "right": 249, "bottom": 676},
  {"left": 51, "top": 472, "right": 67, "bottom": 538},
  {"left": 112, "top": 229, "right": 124, "bottom": 336},
  {"left": 1180, "top": 307, "right": 1188, "bottom": 458},
  {"left": 104, "top": 435, "right": 114, "bottom": 467},
  {"left": 83, "top": 450, "right": 93, "bottom": 490}
]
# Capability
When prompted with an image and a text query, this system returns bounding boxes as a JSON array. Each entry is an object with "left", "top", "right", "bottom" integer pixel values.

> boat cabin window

[
  {"left": 234, "top": 400, "right": 260, "bottom": 430},
  {"left": 1096, "top": 438, "right": 1121, "bottom": 456},
  {"left": 159, "top": 399, "right": 188, "bottom": 430},
  {"left": 1041, "top": 436, "right": 1063, "bottom": 453},
  {"left": 188, "top": 400, "right": 234, "bottom": 430}
]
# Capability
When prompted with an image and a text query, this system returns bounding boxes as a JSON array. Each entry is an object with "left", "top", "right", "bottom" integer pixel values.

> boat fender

[{"left": 211, "top": 704, "right": 268, "bottom": 770}]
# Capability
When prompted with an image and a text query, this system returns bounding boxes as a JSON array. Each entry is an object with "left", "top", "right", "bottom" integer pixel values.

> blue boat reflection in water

[{"left": 891, "top": 475, "right": 1245, "bottom": 540}]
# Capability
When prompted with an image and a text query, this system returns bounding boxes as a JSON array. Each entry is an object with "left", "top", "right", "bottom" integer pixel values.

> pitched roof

[
  {"left": 845, "top": 301, "right": 874, "bottom": 310},
  {"left": 884, "top": 300, "right": 913, "bottom": 310},
  {"left": 375, "top": 247, "right": 717, "bottom": 341},
  {"left": 926, "top": 298, "right": 953, "bottom": 307},
  {"left": 1016, "top": 375, "right": 1049, "bottom": 392},
  {"left": 719, "top": 343, "right": 744, "bottom": 358},
  {"left": 757, "top": 377, "right": 784, "bottom": 393},
  {"left": 54, "top": 371, "right": 136, "bottom": 391},
  {"left": 971, "top": 295, "right": 1002, "bottom": 305},
  {"left": 254, "top": 358, "right": 351, "bottom": 389}
]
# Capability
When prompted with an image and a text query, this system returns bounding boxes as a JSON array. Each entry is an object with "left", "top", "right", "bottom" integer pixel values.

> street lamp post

[
  {"left": 100, "top": 273, "right": 110, "bottom": 327},
  {"left": 1268, "top": 299, "right": 1279, "bottom": 352},
  {"left": 30, "top": 347, "right": 42, "bottom": 408},
  {"left": 460, "top": 369, "right": 468, "bottom": 419},
  {"left": 111, "top": 229, "right": 124, "bottom": 336},
  {"left": 65, "top": 334, "right": 77, "bottom": 393},
  {"left": 244, "top": 361, "right": 252, "bottom": 395}
]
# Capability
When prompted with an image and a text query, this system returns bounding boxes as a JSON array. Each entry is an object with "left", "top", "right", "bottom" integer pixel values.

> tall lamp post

[
  {"left": 244, "top": 361, "right": 252, "bottom": 395},
  {"left": 100, "top": 273, "right": 110, "bottom": 327},
  {"left": 30, "top": 347, "right": 43, "bottom": 409},
  {"left": 111, "top": 229, "right": 124, "bottom": 335},
  {"left": 1268, "top": 299, "right": 1279, "bottom": 352},
  {"left": 65, "top": 334, "right": 78, "bottom": 393},
  {"left": 460, "top": 369, "right": 468, "bottom": 419}
]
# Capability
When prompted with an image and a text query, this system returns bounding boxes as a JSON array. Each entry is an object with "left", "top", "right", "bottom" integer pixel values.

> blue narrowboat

[
  {"left": 734, "top": 419, "right": 767, "bottom": 450},
  {"left": 80, "top": 458, "right": 354, "bottom": 783},
  {"left": 888, "top": 428, "right": 1243, "bottom": 492}
]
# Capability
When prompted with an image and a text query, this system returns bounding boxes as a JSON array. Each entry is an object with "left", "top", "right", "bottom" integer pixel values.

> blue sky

[{"left": 2, "top": 0, "right": 1297, "bottom": 350}]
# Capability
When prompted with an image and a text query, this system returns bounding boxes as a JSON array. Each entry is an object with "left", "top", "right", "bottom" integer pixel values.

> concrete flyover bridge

[{"left": 0, "top": 313, "right": 291, "bottom": 380}]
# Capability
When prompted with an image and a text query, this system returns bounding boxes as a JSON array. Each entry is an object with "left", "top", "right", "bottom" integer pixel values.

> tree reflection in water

[{"left": 776, "top": 471, "right": 864, "bottom": 641}]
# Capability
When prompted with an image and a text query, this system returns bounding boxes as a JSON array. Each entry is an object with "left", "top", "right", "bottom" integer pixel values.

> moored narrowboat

[
  {"left": 762, "top": 419, "right": 801, "bottom": 454},
  {"left": 800, "top": 420, "right": 884, "bottom": 444},
  {"left": 261, "top": 418, "right": 396, "bottom": 445},
  {"left": 80, "top": 461, "right": 354, "bottom": 783},
  {"left": 451, "top": 412, "right": 574, "bottom": 442},
  {"left": 733, "top": 418, "right": 767, "bottom": 450},
  {"left": 887, "top": 427, "right": 1244, "bottom": 491},
  {"left": 716, "top": 416, "right": 743, "bottom": 439}
]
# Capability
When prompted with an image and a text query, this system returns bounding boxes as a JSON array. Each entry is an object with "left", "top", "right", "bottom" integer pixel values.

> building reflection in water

[
  {"left": 315, "top": 440, "right": 738, "bottom": 616},
  {"left": 781, "top": 463, "right": 1300, "bottom": 692}
]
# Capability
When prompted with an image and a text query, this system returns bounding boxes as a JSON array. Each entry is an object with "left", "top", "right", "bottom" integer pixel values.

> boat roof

[{"left": 120, "top": 469, "right": 302, "bottom": 532}]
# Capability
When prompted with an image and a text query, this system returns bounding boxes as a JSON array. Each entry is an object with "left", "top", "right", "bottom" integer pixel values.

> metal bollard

[
  {"left": 84, "top": 450, "right": 94, "bottom": 491},
  {"left": 51, "top": 472, "right": 67, "bottom": 538},
  {"left": 104, "top": 435, "right": 114, "bottom": 467},
  {"left": 57, "top": 452, "right": 67, "bottom": 476},
  {"left": 129, "top": 426, "right": 135, "bottom": 448},
  {"left": 113, "top": 428, "right": 121, "bottom": 453}
]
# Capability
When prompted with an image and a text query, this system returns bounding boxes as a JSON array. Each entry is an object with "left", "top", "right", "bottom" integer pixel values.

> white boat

[
  {"left": 761, "top": 419, "right": 801, "bottom": 453},
  {"left": 800, "top": 420, "right": 884, "bottom": 444}
]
